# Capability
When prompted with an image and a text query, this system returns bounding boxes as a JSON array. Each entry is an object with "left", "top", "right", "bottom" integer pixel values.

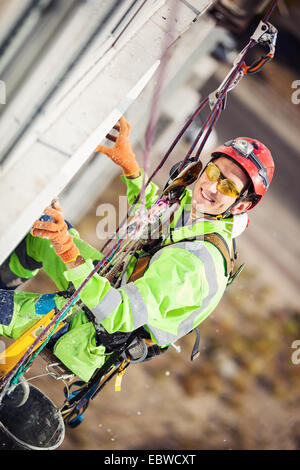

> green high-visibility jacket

[{"left": 0, "top": 172, "right": 236, "bottom": 381}]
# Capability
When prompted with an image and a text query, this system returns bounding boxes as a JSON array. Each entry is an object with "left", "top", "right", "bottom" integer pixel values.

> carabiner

[
  {"left": 209, "top": 20, "right": 277, "bottom": 110},
  {"left": 242, "top": 21, "right": 278, "bottom": 75}
]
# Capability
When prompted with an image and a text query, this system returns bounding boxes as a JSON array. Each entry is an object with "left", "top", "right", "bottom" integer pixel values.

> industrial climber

[{"left": 0, "top": 117, "right": 275, "bottom": 382}]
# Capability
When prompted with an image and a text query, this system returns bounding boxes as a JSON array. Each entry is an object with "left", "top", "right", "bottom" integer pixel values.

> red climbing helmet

[{"left": 211, "top": 137, "right": 275, "bottom": 208}]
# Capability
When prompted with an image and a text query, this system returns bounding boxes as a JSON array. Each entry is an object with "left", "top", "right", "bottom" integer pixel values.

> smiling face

[{"left": 191, "top": 156, "right": 252, "bottom": 218}]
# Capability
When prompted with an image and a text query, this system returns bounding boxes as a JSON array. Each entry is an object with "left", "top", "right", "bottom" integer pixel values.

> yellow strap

[
  {"left": 115, "top": 369, "right": 126, "bottom": 392},
  {"left": 204, "top": 232, "right": 233, "bottom": 277},
  {"left": 65, "top": 251, "right": 80, "bottom": 263},
  {"left": 0, "top": 309, "right": 66, "bottom": 379},
  {"left": 124, "top": 168, "right": 141, "bottom": 178},
  {"left": 114, "top": 358, "right": 129, "bottom": 392}
]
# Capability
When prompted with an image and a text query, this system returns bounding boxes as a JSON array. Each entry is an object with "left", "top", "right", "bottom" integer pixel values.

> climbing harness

[
  {"left": 60, "top": 332, "right": 136, "bottom": 428},
  {"left": 0, "top": 0, "right": 279, "bottom": 431}
]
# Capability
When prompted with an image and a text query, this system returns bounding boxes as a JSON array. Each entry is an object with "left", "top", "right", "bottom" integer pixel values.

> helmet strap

[{"left": 201, "top": 191, "right": 250, "bottom": 220}]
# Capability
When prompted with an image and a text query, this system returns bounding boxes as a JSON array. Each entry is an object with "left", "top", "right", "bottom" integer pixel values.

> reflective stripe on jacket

[
  {"left": 64, "top": 171, "right": 234, "bottom": 347},
  {"left": 0, "top": 172, "right": 235, "bottom": 381}
]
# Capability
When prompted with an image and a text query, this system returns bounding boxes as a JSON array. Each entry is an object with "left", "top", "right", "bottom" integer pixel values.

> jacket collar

[{"left": 165, "top": 189, "right": 235, "bottom": 245}]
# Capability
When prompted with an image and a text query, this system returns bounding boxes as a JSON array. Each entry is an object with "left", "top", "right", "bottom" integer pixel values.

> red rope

[{"left": 0, "top": 0, "right": 279, "bottom": 391}]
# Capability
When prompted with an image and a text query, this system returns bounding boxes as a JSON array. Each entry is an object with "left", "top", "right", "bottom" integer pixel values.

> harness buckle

[{"left": 227, "top": 262, "right": 245, "bottom": 287}]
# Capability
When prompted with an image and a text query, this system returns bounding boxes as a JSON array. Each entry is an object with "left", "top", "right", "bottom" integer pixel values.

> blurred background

[{"left": 0, "top": 0, "right": 299, "bottom": 450}]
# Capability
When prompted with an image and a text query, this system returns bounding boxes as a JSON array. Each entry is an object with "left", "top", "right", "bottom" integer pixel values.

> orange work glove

[
  {"left": 95, "top": 116, "right": 140, "bottom": 177},
  {"left": 30, "top": 198, "right": 79, "bottom": 264}
]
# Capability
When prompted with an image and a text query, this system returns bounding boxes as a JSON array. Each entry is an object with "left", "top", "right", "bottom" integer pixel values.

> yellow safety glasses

[{"left": 205, "top": 162, "right": 240, "bottom": 198}]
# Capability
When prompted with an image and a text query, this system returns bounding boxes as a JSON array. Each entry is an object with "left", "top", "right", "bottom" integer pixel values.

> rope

[
  {"left": 0, "top": 197, "right": 173, "bottom": 390},
  {"left": 106, "top": 0, "right": 279, "bottom": 234},
  {"left": 0, "top": 243, "right": 119, "bottom": 390},
  {"left": 99, "top": 95, "right": 210, "bottom": 256},
  {"left": 182, "top": 97, "right": 223, "bottom": 166},
  {"left": 11, "top": 309, "right": 69, "bottom": 385},
  {"left": 179, "top": 0, "right": 279, "bottom": 167},
  {"left": 0, "top": 0, "right": 279, "bottom": 392},
  {"left": 140, "top": 0, "right": 181, "bottom": 213},
  {"left": 264, "top": 0, "right": 279, "bottom": 21}
]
